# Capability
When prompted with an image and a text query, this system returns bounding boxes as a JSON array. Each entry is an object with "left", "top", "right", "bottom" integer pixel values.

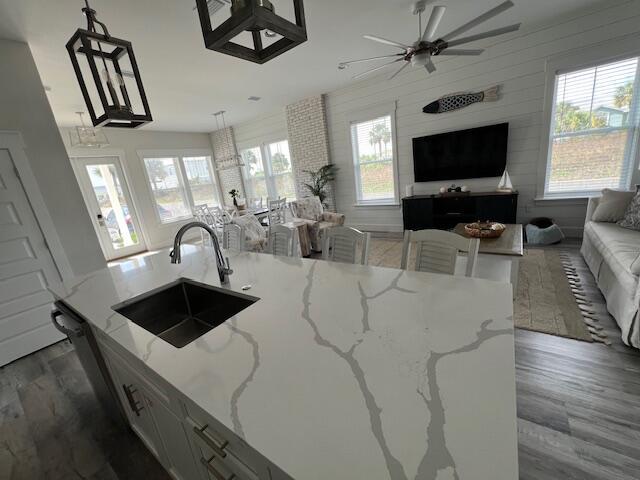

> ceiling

[{"left": 0, "top": 0, "right": 607, "bottom": 132}]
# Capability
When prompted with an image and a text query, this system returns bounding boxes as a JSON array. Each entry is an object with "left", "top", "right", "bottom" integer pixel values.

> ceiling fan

[{"left": 338, "top": 0, "right": 520, "bottom": 80}]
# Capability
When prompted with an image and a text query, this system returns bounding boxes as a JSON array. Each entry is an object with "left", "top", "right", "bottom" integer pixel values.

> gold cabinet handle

[
  {"left": 200, "top": 455, "right": 235, "bottom": 480},
  {"left": 122, "top": 384, "right": 144, "bottom": 416},
  {"left": 193, "top": 423, "right": 228, "bottom": 458}
]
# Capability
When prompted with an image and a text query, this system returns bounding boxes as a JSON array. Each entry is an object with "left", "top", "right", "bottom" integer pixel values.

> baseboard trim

[{"left": 346, "top": 223, "right": 404, "bottom": 233}]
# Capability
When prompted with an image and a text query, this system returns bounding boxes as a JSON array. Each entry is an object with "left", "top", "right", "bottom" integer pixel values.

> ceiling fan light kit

[
  {"left": 339, "top": 0, "right": 521, "bottom": 81},
  {"left": 66, "top": 0, "right": 152, "bottom": 128},
  {"left": 195, "top": 0, "right": 307, "bottom": 64}
]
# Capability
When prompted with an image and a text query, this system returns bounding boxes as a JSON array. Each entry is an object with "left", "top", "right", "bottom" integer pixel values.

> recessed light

[{"left": 248, "top": 96, "right": 261, "bottom": 101}]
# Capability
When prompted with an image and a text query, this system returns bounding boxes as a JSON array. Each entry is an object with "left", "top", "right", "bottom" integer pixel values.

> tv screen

[{"left": 412, "top": 122, "right": 508, "bottom": 182}]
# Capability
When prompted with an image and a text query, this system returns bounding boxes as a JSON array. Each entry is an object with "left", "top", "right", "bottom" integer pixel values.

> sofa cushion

[
  {"left": 292, "top": 196, "right": 323, "bottom": 221},
  {"left": 592, "top": 189, "right": 635, "bottom": 222},
  {"left": 585, "top": 221, "right": 640, "bottom": 286},
  {"left": 618, "top": 190, "right": 640, "bottom": 231}
]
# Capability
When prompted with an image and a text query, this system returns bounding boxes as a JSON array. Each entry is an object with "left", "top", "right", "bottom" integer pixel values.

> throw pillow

[
  {"left": 617, "top": 191, "right": 640, "bottom": 231},
  {"left": 591, "top": 189, "right": 635, "bottom": 222}
]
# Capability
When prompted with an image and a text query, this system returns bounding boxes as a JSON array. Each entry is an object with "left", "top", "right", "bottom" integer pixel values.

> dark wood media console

[{"left": 402, "top": 191, "right": 518, "bottom": 231}]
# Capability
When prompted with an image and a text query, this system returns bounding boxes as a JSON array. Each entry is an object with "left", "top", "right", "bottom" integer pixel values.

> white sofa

[{"left": 581, "top": 197, "right": 640, "bottom": 348}]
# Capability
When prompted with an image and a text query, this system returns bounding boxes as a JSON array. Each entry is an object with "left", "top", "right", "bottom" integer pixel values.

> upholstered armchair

[
  {"left": 232, "top": 214, "right": 268, "bottom": 252},
  {"left": 290, "top": 196, "right": 345, "bottom": 251}
]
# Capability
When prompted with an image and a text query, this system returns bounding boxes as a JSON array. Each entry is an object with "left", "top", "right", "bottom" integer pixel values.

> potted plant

[
  {"left": 229, "top": 189, "right": 240, "bottom": 207},
  {"left": 303, "top": 164, "right": 338, "bottom": 207}
]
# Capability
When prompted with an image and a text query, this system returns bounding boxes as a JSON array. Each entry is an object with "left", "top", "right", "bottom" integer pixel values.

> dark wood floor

[{"left": 2, "top": 263, "right": 640, "bottom": 479}]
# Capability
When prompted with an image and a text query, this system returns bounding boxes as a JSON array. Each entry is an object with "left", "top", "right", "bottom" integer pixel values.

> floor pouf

[{"left": 526, "top": 223, "right": 565, "bottom": 245}]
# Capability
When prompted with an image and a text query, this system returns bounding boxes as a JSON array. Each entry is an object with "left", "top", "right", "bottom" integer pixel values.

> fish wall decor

[{"left": 423, "top": 85, "right": 499, "bottom": 114}]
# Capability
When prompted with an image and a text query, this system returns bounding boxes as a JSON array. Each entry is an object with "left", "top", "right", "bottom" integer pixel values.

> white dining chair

[
  {"left": 267, "top": 224, "right": 296, "bottom": 257},
  {"left": 193, "top": 204, "right": 217, "bottom": 246},
  {"left": 322, "top": 226, "right": 371, "bottom": 265},
  {"left": 267, "top": 197, "right": 288, "bottom": 226},
  {"left": 248, "top": 197, "right": 263, "bottom": 212},
  {"left": 401, "top": 229, "right": 479, "bottom": 277},
  {"left": 222, "top": 223, "right": 245, "bottom": 252}
]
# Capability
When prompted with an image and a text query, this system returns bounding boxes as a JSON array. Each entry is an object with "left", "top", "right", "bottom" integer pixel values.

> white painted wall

[
  {"left": 323, "top": 0, "right": 640, "bottom": 236},
  {"left": 60, "top": 128, "right": 214, "bottom": 250},
  {"left": 0, "top": 40, "right": 105, "bottom": 275}
]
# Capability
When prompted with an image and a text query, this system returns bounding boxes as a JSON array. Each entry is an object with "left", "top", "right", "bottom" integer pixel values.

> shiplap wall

[
  {"left": 324, "top": 0, "right": 640, "bottom": 236},
  {"left": 234, "top": 109, "right": 288, "bottom": 151}
]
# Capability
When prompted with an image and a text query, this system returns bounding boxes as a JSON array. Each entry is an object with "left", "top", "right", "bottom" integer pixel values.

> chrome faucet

[{"left": 170, "top": 222, "right": 232, "bottom": 284}]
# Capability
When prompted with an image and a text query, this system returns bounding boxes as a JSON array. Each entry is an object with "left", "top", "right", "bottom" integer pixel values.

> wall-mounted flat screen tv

[{"left": 412, "top": 122, "right": 508, "bottom": 182}]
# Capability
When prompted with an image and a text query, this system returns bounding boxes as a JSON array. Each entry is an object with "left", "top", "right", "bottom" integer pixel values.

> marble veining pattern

[{"left": 48, "top": 245, "right": 518, "bottom": 480}]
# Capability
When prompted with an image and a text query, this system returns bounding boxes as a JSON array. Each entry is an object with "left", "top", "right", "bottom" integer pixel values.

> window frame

[
  {"left": 138, "top": 149, "right": 222, "bottom": 225},
  {"left": 347, "top": 101, "right": 400, "bottom": 206},
  {"left": 537, "top": 38, "right": 640, "bottom": 200},
  {"left": 240, "top": 139, "right": 296, "bottom": 201}
]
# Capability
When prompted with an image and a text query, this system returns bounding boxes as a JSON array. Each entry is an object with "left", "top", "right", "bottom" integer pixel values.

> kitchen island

[{"left": 49, "top": 245, "right": 518, "bottom": 480}]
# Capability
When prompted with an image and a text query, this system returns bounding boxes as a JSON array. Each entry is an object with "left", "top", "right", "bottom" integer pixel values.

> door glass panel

[
  {"left": 85, "top": 164, "right": 140, "bottom": 250},
  {"left": 183, "top": 156, "right": 220, "bottom": 208}
]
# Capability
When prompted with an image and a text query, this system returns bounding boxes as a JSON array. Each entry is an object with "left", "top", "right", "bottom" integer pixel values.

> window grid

[
  {"left": 241, "top": 140, "right": 296, "bottom": 201},
  {"left": 544, "top": 56, "right": 640, "bottom": 197},
  {"left": 350, "top": 114, "right": 397, "bottom": 204},
  {"left": 143, "top": 155, "right": 220, "bottom": 224}
]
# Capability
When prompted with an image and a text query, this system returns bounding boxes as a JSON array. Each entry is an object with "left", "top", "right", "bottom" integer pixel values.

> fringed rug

[{"left": 514, "top": 249, "right": 610, "bottom": 345}]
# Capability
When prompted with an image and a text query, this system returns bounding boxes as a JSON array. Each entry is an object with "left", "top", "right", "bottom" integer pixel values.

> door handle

[
  {"left": 122, "top": 384, "right": 144, "bottom": 416},
  {"left": 50, "top": 310, "right": 83, "bottom": 337},
  {"left": 96, "top": 213, "right": 106, "bottom": 226}
]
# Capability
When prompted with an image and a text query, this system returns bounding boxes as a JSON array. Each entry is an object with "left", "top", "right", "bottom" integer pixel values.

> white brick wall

[
  {"left": 285, "top": 95, "right": 335, "bottom": 211},
  {"left": 209, "top": 127, "right": 245, "bottom": 207}
]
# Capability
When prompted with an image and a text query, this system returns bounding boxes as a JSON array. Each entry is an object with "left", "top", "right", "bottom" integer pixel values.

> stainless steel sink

[{"left": 113, "top": 278, "right": 259, "bottom": 348}]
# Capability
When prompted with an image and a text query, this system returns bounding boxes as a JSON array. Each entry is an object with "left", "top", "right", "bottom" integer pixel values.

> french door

[{"left": 71, "top": 156, "right": 146, "bottom": 260}]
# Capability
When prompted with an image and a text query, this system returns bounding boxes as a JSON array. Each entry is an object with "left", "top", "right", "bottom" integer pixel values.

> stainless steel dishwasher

[{"left": 51, "top": 301, "right": 127, "bottom": 427}]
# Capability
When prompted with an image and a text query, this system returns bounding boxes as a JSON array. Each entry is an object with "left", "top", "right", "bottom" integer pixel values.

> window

[
  {"left": 241, "top": 140, "right": 296, "bottom": 200},
  {"left": 350, "top": 113, "right": 398, "bottom": 204},
  {"left": 543, "top": 56, "right": 640, "bottom": 197},
  {"left": 142, "top": 153, "right": 220, "bottom": 223}
]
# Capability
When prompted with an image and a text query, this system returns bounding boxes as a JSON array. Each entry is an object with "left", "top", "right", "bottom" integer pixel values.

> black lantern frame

[
  {"left": 66, "top": 2, "right": 152, "bottom": 128},
  {"left": 195, "top": 0, "right": 307, "bottom": 64}
]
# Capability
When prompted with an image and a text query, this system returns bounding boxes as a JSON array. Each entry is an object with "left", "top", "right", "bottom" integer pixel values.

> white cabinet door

[
  {"left": 145, "top": 389, "right": 201, "bottom": 480},
  {"left": 0, "top": 148, "right": 64, "bottom": 366},
  {"left": 103, "top": 352, "right": 165, "bottom": 460}
]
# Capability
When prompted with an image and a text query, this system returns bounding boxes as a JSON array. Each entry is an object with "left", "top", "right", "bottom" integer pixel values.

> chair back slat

[
  {"left": 222, "top": 223, "right": 244, "bottom": 252},
  {"left": 322, "top": 226, "right": 370, "bottom": 265},
  {"left": 268, "top": 198, "right": 288, "bottom": 226},
  {"left": 268, "top": 224, "right": 295, "bottom": 257},
  {"left": 402, "top": 229, "right": 479, "bottom": 277}
]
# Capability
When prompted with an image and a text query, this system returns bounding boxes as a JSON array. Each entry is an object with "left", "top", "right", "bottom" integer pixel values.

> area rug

[
  {"left": 514, "top": 249, "right": 609, "bottom": 344},
  {"left": 364, "top": 238, "right": 610, "bottom": 344}
]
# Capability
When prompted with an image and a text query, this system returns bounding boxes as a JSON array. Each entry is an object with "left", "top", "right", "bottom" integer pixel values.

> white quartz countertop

[{"left": 49, "top": 245, "right": 518, "bottom": 480}]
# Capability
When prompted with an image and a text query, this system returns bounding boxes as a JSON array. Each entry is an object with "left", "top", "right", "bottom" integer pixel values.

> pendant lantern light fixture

[
  {"left": 213, "top": 111, "right": 245, "bottom": 171},
  {"left": 69, "top": 112, "right": 110, "bottom": 147},
  {"left": 66, "top": 0, "right": 152, "bottom": 128},
  {"left": 195, "top": 0, "right": 307, "bottom": 64}
]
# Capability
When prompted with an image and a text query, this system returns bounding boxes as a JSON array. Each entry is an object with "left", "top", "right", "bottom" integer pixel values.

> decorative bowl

[{"left": 464, "top": 221, "right": 506, "bottom": 238}]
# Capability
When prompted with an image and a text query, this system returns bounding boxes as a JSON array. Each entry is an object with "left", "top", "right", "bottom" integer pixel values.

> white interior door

[
  {"left": 72, "top": 156, "right": 146, "bottom": 260},
  {"left": 0, "top": 148, "right": 64, "bottom": 366}
]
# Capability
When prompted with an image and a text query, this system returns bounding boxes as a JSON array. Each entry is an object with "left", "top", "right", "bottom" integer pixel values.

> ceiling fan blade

[
  {"left": 363, "top": 35, "right": 410, "bottom": 49},
  {"left": 440, "top": 0, "right": 515, "bottom": 42},
  {"left": 425, "top": 59, "right": 436, "bottom": 74},
  {"left": 353, "top": 59, "right": 404, "bottom": 80},
  {"left": 438, "top": 49, "right": 484, "bottom": 56},
  {"left": 389, "top": 62, "right": 409, "bottom": 80},
  {"left": 422, "top": 6, "right": 446, "bottom": 42},
  {"left": 446, "top": 23, "right": 521, "bottom": 47},
  {"left": 339, "top": 54, "right": 404, "bottom": 68}
]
